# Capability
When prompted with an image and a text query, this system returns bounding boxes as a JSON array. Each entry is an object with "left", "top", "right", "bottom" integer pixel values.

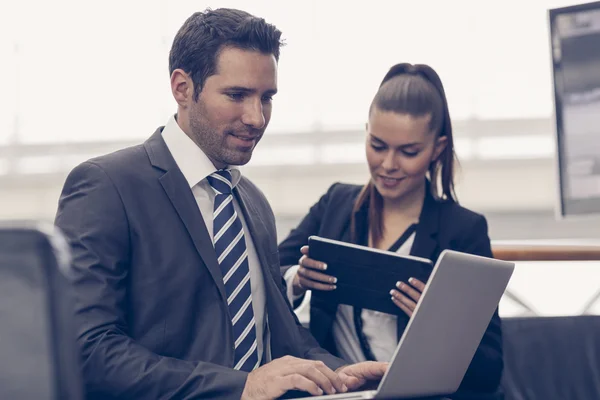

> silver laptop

[{"left": 292, "top": 249, "right": 515, "bottom": 400}]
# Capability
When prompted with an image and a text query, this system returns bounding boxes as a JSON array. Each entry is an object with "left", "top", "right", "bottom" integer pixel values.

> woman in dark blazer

[{"left": 278, "top": 63, "right": 503, "bottom": 394}]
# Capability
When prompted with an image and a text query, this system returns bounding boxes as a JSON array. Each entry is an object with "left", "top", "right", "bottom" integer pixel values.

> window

[{"left": 4, "top": 0, "right": 579, "bottom": 143}]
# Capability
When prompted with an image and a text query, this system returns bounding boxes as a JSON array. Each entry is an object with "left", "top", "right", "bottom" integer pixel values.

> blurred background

[{"left": 1, "top": 0, "right": 600, "bottom": 318}]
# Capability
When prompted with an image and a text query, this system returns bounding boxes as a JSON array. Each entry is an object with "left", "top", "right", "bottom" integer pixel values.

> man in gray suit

[{"left": 55, "top": 8, "right": 386, "bottom": 400}]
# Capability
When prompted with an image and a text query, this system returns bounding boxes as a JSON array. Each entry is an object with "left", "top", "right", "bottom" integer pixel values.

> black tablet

[{"left": 308, "top": 236, "right": 433, "bottom": 315}]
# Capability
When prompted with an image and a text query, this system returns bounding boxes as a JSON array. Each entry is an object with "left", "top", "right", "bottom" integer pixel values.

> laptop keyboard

[{"left": 288, "top": 389, "right": 377, "bottom": 399}]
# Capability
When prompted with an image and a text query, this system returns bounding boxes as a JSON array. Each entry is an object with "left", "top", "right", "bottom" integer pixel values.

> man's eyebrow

[
  {"left": 222, "top": 86, "right": 255, "bottom": 93},
  {"left": 221, "top": 86, "right": 278, "bottom": 95}
]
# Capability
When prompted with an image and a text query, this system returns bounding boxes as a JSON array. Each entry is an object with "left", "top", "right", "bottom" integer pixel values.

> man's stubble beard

[{"left": 188, "top": 111, "right": 255, "bottom": 167}]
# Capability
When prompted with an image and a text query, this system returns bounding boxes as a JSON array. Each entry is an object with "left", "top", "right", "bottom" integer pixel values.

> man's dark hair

[{"left": 169, "top": 8, "right": 284, "bottom": 101}]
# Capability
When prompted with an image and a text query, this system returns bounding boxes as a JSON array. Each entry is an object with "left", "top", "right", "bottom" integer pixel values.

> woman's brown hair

[{"left": 351, "top": 63, "right": 457, "bottom": 247}]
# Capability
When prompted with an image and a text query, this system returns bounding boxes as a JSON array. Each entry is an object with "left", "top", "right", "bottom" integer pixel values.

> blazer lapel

[
  {"left": 410, "top": 183, "right": 441, "bottom": 262},
  {"left": 395, "top": 183, "right": 441, "bottom": 339},
  {"left": 143, "top": 129, "right": 227, "bottom": 303},
  {"left": 349, "top": 203, "right": 369, "bottom": 245}
]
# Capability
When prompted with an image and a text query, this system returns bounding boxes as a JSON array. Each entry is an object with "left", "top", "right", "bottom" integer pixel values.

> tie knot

[{"left": 207, "top": 169, "right": 233, "bottom": 195}]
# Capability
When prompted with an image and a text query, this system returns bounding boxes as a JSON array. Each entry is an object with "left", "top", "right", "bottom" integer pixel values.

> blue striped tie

[{"left": 207, "top": 169, "right": 259, "bottom": 372}]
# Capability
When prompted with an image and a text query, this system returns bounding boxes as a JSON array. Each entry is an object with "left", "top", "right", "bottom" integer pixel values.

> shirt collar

[{"left": 161, "top": 114, "right": 241, "bottom": 189}]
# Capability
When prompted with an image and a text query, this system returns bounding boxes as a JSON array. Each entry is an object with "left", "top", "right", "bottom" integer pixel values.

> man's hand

[
  {"left": 336, "top": 361, "right": 388, "bottom": 391},
  {"left": 390, "top": 277, "right": 426, "bottom": 317},
  {"left": 241, "top": 356, "right": 348, "bottom": 400}
]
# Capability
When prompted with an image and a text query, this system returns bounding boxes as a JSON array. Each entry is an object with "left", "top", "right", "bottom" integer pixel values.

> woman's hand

[
  {"left": 390, "top": 277, "right": 426, "bottom": 317},
  {"left": 292, "top": 245, "right": 337, "bottom": 296}
]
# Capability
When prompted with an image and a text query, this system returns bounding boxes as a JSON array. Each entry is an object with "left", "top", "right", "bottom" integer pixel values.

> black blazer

[
  {"left": 55, "top": 128, "right": 344, "bottom": 400},
  {"left": 279, "top": 183, "right": 503, "bottom": 393}
]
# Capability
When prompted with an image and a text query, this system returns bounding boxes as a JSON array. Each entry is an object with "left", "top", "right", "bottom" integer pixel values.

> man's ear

[
  {"left": 432, "top": 135, "right": 448, "bottom": 162},
  {"left": 170, "top": 69, "right": 194, "bottom": 108}
]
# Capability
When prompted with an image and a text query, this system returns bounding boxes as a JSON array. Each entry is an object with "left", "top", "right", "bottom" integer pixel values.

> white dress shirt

[
  {"left": 284, "top": 232, "right": 416, "bottom": 363},
  {"left": 162, "top": 115, "right": 270, "bottom": 363}
]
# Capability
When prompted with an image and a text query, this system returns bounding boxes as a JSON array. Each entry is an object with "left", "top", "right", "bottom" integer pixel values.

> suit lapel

[
  {"left": 144, "top": 129, "right": 227, "bottom": 303},
  {"left": 233, "top": 181, "right": 273, "bottom": 278}
]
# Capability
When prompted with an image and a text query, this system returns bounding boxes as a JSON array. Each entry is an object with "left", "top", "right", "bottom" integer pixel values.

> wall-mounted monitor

[{"left": 549, "top": 1, "right": 600, "bottom": 217}]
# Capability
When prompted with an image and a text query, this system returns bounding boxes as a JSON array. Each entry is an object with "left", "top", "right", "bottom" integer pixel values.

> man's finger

[
  {"left": 300, "top": 245, "right": 309, "bottom": 255},
  {"left": 356, "top": 361, "right": 388, "bottom": 380},
  {"left": 313, "top": 361, "right": 348, "bottom": 394},
  {"left": 295, "top": 362, "right": 343, "bottom": 395},
  {"left": 279, "top": 374, "right": 323, "bottom": 396},
  {"left": 339, "top": 362, "right": 388, "bottom": 382},
  {"left": 396, "top": 281, "right": 421, "bottom": 302},
  {"left": 342, "top": 376, "right": 365, "bottom": 391},
  {"left": 337, "top": 370, "right": 364, "bottom": 392}
]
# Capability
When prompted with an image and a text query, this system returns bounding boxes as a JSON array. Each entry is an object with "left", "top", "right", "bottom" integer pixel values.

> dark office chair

[{"left": 0, "top": 221, "right": 84, "bottom": 400}]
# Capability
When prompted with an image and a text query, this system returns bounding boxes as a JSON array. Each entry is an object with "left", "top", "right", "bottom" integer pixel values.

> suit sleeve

[
  {"left": 455, "top": 215, "right": 504, "bottom": 393},
  {"left": 55, "top": 162, "right": 247, "bottom": 400}
]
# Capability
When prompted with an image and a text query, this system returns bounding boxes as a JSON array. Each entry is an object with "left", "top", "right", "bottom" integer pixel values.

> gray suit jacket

[{"left": 55, "top": 128, "right": 344, "bottom": 400}]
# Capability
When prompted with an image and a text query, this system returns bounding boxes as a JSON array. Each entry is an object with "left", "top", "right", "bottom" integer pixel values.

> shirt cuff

[{"left": 283, "top": 265, "right": 305, "bottom": 307}]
